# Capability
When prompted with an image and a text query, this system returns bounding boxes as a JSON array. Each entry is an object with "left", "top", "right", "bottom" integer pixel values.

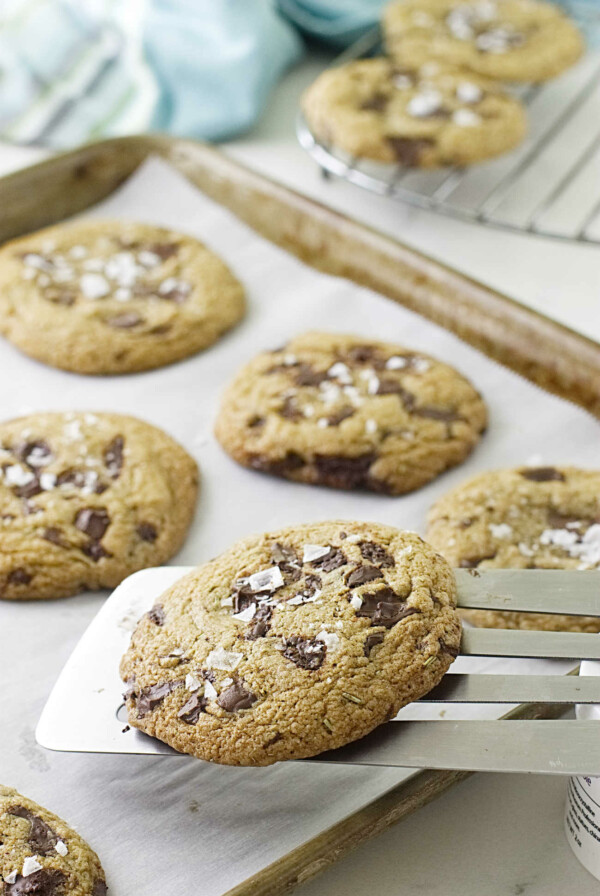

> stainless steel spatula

[{"left": 36, "top": 567, "right": 600, "bottom": 775}]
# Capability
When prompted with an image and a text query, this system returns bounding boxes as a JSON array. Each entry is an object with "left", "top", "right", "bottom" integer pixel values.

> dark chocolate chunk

[
  {"left": 283, "top": 636, "right": 326, "bottom": 670},
  {"left": 232, "top": 580, "right": 257, "bottom": 614},
  {"left": 136, "top": 680, "right": 180, "bottom": 717},
  {"left": 327, "top": 406, "right": 355, "bottom": 426},
  {"left": 137, "top": 522, "right": 158, "bottom": 542},
  {"left": 91, "top": 881, "right": 108, "bottom": 896},
  {"left": 8, "top": 806, "right": 58, "bottom": 855},
  {"left": 217, "top": 680, "right": 257, "bottom": 712},
  {"left": 12, "top": 474, "right": 42, "bottom": 499},
  {"left": 106, "top": 312, "right": 143, "bottom": 328},
  {"left": 363, "top": 631, "right": 385, "bottom": 656},
  {"left": 7, "top": 568, "right": 32, "bottom": 585},
  {"left": 270, "top": 542, "right": 302, "bottom": 583},
  {"left": 313, "top": 454, "right": 375, "bottom": 491},
  {"left": 249, "top": 451, "right": 304, "bottom": 477},
  {"left": 520, "top": 467, "right": 565, "bottom": 482},
  {"left": 359, "top": 541, "right": 395, "bottom": 567},
  {"left": 346, "top": 564, "right": 383, "bottom": 587},
  {"left": 360, "top": 92, "right": 389, "bottom": 112},
  {"left": 386, "top": 136, "right": 434, "bottom": 166},
  {"left": 104, "top": 436, "right": 124, "bottom": 478},
  {"left": 75, "top": 508, "right": 110, "bottom": 540},
  {"left": 82, "top": 541, "right": 110, "bottom": 562},
  {"left": 178, "top": 693, "right": 208, "bottom": 723},
  {"left": 357, "top": 587, "right": 419, "bottom": 628},
  {"left": 15, "top": 440, "right": 52, "bottom": 468},
  {"left": 245, "top": 604, "right": 273, "bottom": 640},
  {"left": 294, "top": 364, "right": 328, "bottom": 387},
  {"left": 6, "top": 869, "right": 66, "bottom": 895},
  {"left": 147, "top": 604, "right": 165, "bottom": 626},
  {"left": 310, "top": 546, "right": 347, "bottom": 572}
]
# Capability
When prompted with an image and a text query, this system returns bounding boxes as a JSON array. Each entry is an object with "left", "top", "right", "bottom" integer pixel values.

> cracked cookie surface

[
  {"left": 383, "top": 0, "right": 583, "bottom": 84},
  {"left": 301, "top": 57, "right": 526, "bottom": 166},
  {"left": 214, "top": 331, "right": 487, "bottom": 495},
  {"left": 427, "top": 466, "right": 600, "bottom": 632},
  {"left": 0, "top": 219, "right": 245, "bottom": 374},
  {"left": 0, "top": 785, "right": 107, "bottom": 895},
  {"left": 0, "top": 412, "right": 198, "bottom": 600},
  {"left": 120, "top": 520, "right": 461, "bottom": 765}
]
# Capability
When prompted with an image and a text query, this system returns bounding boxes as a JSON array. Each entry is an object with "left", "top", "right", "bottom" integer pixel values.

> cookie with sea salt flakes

[
  {"left": 214, "top": 331, "right": 487, "bottom": 495},
  {"left": 120, "top": 520, "right": 461, "bottom": 765},
  {"left": 0, "top": 412, "right": 198, "bottom": 600},
  {"left": 0, "top": 219, "right": 245, "bottom": 374},
  {"left": 301, "top": 58, "right": 526, "bottom": 167},
  {"left": 383, "top": 0, "right": 583, "bottom": 84},
  {"left": 0, "top": 785, "right": 108, "bottom": 895},
  {"left": 426, "top": 466, "right": 600, "bottom": 632}
]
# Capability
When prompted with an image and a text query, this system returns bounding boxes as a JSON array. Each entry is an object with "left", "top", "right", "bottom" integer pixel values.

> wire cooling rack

[{"left": 297, "top": 7, "right": 600, "bottom": 245}]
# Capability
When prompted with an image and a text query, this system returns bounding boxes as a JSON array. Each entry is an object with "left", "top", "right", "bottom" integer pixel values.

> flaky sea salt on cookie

[
  {"left": 120, "top": 521, "right": 461, "bottom": 765},
  {"left": 427, "top": 465, "right": 600, "bottom": 632},
  {"left": 215, "top": 331, "right": 487, "bottom": 495},
  {"left": 0, "top": 219, "right": 245, "bottom": 373},
  {"left": 0, "top": 412, "right": 198, "bottom": 600},
  {"left": 0, "top": 785, "right": 108, "bottom": 894}
]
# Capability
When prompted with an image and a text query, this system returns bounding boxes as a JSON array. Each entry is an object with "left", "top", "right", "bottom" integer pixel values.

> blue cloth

[{"left": 0, "top": 0, "right": 597, "bottom": 148}]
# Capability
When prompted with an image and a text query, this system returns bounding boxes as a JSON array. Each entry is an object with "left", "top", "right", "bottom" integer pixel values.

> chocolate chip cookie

[
  {"left": 427, "top": 466, "right": 600, "bottom": 632},
  {"left": 0, "top": 785, "right": 107, "bottom": 895},
  {"left": 301, "top": 57, "right": 526, "bottom": 166},
  {"left": 0, "top": 220, "right": 245, "bottom": 374},
  {"left": 383, "top": 0, "right": 583, "bottom": 84},
  {"left": 120, "top": 521, "right": 461, "bottom": 765},
  {"left": 214, "top": 332, "right": 487, "bottom": 495},
  {"left": 0, "top": 412, "right": 198, "bottom": 600}
]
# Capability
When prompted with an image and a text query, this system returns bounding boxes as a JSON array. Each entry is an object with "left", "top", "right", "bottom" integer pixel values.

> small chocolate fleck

[
  {"left": 217, "top": 680, "right": 257, "bottom": 712},
  {"left": 343, "top": 345, "right": 382, "bottom": 366},
  {"left": 357, "top": 587, "right": 419, "bottom": 628},
  {"left": 245, "top": 603, "right": 273, "bottom": 640},
  {"left": 346, "top": 564, "right": 383, "bottom": 587},
  {"left": 107, "top": 312, "right": 143, "bottom": 328},
  {"left": 178, "top": 693, "right": 208, "bottom": 723},
  {"left": 6, "top": 869, "right": 66, "bottom": 896},
  {"left": 137, "top": 680, "right": 180, "bottom": 717},
  {"left": 520, "top": 467, "right": 565, "bottom": 482},
  {"left": 8, "top": 806, "right": 58, "bottom": 855},
  {"left": 264, "top": 732, "right": 283, "bottom": 748},
  {"left": 283, "top": 636, "right": 326, "bottom": 670},
  {"left": 7, "top": 568, "right": 32, "bottom": 585},
  {"left": 386, "top": 136, "right": 434, "bottom": 166},
  {"left": 104, "top": 436, "right": 124, "bottom": 478},
  {"left": 359, "top": 541, "right": 395, "bottom": 567},
  {"left": 413, "top": 406, "right": 461, "bottom": 422},
  {"left": 363, "top": 631, "right": 385, "bottom": 656},
  {"left": 137, "top": 522, "right": 158, "bottom": 542},
  {"left": 310, "top": 546, "right": 347, "bottom": 572},
  {"left": 75, "top": 508, "right": 110, "bottom": 540},
  {"left": 147, "top": 604, "right": 165, "bottom": 626}
]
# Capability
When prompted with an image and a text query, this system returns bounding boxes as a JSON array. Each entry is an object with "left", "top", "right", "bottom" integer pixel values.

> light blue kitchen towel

[{"left": 0, "top": 0, "right": 597, "bottom": 149}]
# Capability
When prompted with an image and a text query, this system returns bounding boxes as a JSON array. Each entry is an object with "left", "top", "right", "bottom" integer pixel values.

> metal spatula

[{"left": 36, "top": 568, "right": 600, "bottom": 775}]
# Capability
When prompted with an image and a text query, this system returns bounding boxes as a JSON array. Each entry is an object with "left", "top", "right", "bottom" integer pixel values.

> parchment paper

[{"left": 1, "top": 157, "right": 599, "bottom": 895}]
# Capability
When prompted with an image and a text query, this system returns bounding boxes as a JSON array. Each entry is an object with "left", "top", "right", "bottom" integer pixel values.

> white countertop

[{"left": 1, "top": 51, "right": 599, "bottom": 896}]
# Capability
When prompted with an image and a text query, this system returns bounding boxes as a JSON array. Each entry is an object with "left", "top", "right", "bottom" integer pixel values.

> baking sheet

[{"left": 1, "top": 156, "right": 600, "bottom": 895}]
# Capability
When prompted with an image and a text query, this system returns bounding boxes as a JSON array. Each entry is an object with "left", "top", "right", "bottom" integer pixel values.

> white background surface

[{"left": 1, "top": 49, "right": 600, "bottom": 896}]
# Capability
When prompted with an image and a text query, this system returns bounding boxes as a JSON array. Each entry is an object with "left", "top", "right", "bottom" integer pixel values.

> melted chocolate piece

[
  {"left": 250, "top": 452, "right": 304, "bottom": 477},
  {"left": 387, "top": 136, "right": 434, "bottom": 166},
  {"left": 363, "top": 631, "right": 385, "bottom": 656},
  {"left": 75, "top": 508, "right": 110, "bottom": 540},
  {"left": 178, "top": 693, "right": 208, "bottom": 723},
  {"left": 359, "top": 541, "right": 395, "bottom": 568},
  {"left": 357, "top": 587, "right": 419, "bottom": 628},
  {"left": 520, "top": 467, "right": 565, "bottom": 483},
  {"left": 459, "top": 552, "right": 497, "bottom": 568},
  {"left": 217, "top": 680, "right": 257, "bottom": 712},
  {"left": 15, "top": 440, "right": 52, "bottom": 468},
  {"left": 313, "top": 454, "right": 375, "bottom": 490},
  {"left": 8, "top": 807, "right": 58, "bottom": 855},
  {"left": 136, "top": 680, "right": 180, "bottom": 717},
  {"left": 327, "top": 406, "right": 355, "bottom": 426},
  {"left": 283, "top": 636, "right": 326, "bottom": 670},
  {"left": 245, "top": 604, "right": 273, "bottom": 640},
  {"left": 137, "top": 522, "right": 157, "bottom": 542},
  {"left": 6, "top": 869, "right": 66, "bottom": 895},
  {"left": 147, "top": 604, "right": 165, "bottom": 625},
  {"left": 8, "top": 568, "right": 32, "bottom": 585},
  {"left": 104, "top": 436, "right": 124, "bottom": 478},
  {"left": 346, "top": 564, "right": 383, "bottom": 587},
  {"left": 92, "top": 881, "right": 108, "bottom": 896},
  {"left": 311, "top": 546, "right": 347, "bottom": 572},
  {"left": 107, "top": 312, "right": 143, "bottom": 328}
]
